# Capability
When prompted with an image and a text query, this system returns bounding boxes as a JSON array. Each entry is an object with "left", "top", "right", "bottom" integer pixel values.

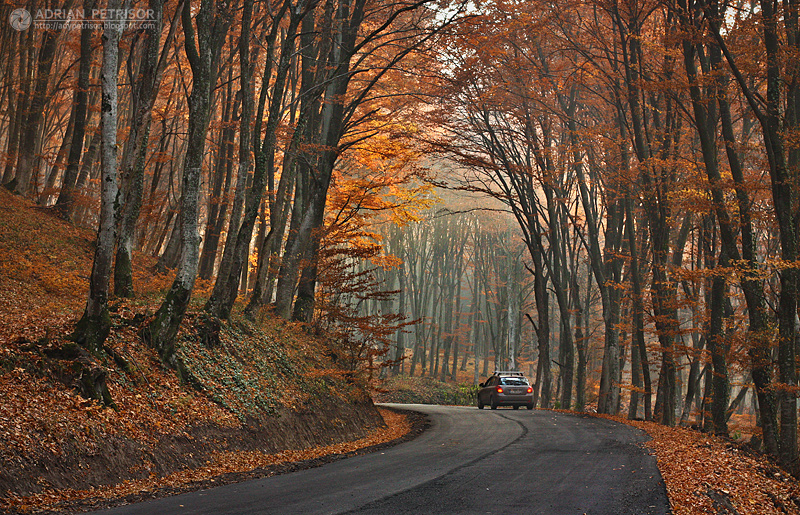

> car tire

[
  {"left": 490, "top": 396, "right": 498, "bottom": 410},
  {"left": 513, "top": 405, "right": 519, "bottom": 410},
  {"left": 527, "top": 403, "right": 534, "bottom": 410},
  {"left": 477, "top": 398, "right": 484, "bottom": 409}
]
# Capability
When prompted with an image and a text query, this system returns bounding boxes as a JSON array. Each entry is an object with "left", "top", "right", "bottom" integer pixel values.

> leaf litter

[{"left": 2, "top": 182, "right": 800, "bottom": 515}]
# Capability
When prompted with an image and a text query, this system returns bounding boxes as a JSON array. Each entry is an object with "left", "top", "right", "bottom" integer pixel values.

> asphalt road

[{"left": 92, "top": 405, "right": 671, "bottom": 515}]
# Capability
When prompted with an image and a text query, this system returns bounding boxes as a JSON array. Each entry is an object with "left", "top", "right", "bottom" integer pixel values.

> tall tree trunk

[
  {"left": 761, "top": 0, "right": 799, "bottom": 472},
  {"left": 39, "top": 110, "right": 74, "bottom": 206},
  {"left": 544, "top": 183, "right": 573, "bottom": 409},
  {"left": 626, "top": 197, "right": 651, "bottom": 420},
  {"left": 72, "top": 0, "right": 124, "bottom": 352},
  {"left": 156, "top": 211, "right": 182, "bottom": 272},
  {"left": 206, "top": 0, "right": 301, "bottom": 320},
  {"left": 71, "top": 126, "right": 101, "bottom": 224},
  {"left": 573, "top": 271, "right": 587, "bottom": 412},
  {"left": 705, "top": 234, "right": 730, "bottom": 435},
  {"left": 395, "top": 261, "right": 407, "bottom": 375},
  {"left": 114, "top": 0, "right": 171, "bottom": 297},
  {"left": 532, "top": 247, "right": 551, "bottom": 408},
  {"left": 145, "top": 0, "right": 230, "bottom": 363},
  {"left": 2, "top": 29, "right": 22, "bottom": 186},
  {"left": 54, "top": 0, "right": 97, "bottom": 217},
  {"left": 14, "top": 0, "right": 74, "bottom": 197},
  {"left": 198, "top": 83, "right": 238, "bottom": 280}
]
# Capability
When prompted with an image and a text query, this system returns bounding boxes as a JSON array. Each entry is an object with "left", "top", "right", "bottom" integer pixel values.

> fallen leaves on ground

[
  {"left": 1, "top": 408, "right": 410, "bottom": 514},
  {"left": 0, "top": 192, "right": 403, "bottom": 514},
  {"left": 609, "top": 415, "right": 800, "bottom": 514}
]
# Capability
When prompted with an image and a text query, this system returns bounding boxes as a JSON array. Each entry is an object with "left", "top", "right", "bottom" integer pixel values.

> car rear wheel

[
  {"left": 527, "top": 403, "right": 534, "bottom": 410},
  {"left": 513, "top": 405, "right": 519, "bottom": 410},
  {"left": 477, "top": 397, "right": 484, "bottom": 409},
  {"left": 490, "top": 396, "right": 498, "bottom": 410}
]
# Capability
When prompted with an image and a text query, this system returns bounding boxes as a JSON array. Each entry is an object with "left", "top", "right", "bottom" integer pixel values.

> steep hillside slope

[{"left": 0, "top": 189, "right": 393, "bottom": 513}]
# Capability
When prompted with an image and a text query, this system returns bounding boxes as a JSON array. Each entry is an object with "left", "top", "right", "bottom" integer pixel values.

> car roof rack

[{"left": 493, "top": 370, "right": 524, "bottom": 377}]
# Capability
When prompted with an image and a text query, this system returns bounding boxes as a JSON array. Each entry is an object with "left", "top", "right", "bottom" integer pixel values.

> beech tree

[
  {"left": 205, "top": 0, "right": 308, "bottom": 320},
  {"left": 72, "top": 0, "right": 126, "bottom": 351},
  {"left": 674, "top": 0, "right": 799, "bottom": 470},
  {"left": 144, "top": 0, "right": 231, "bottom": 363},
  {"left": 272, "top": 0, "right": 459, "bottom": 321},
  {"left": 11, "top": 0, "right": 74, "bottom": 197},
  {"left": 113, "top": 0, "right": 175, "bottom": 297},
  {"left": 54, "top": 0, "right": 97, "bottom": 219}
]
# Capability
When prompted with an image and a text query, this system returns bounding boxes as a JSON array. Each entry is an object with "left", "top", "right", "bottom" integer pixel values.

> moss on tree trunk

[
  {"left": 143, "top": 283, "right": 192, "bottom": 368},
  {"left": 113, "top": 245, "right": 134, "bottom": 298},
  {"left": 71, "top": 310, "right": 111, "bottom": 355}
]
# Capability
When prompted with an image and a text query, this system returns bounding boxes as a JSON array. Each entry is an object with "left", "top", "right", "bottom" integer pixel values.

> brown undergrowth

[{"left": 0, "top": 182, "right": 403, "bottom": 514}]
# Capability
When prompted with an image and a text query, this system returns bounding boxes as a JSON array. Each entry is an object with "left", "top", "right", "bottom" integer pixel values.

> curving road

[{"left": 93, "top": 405, "right": 671, "bottom": 515}]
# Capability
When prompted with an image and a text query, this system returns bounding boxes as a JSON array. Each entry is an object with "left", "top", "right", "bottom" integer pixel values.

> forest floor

[
  {"left": 624, "top": 414, "right": 800, "bottom": 515},
  {"left": 1, "top": 188, "right": 799, "bottom": 515},
  {"left": 0, "top": 189, "right": 411, "bottom": 514}
]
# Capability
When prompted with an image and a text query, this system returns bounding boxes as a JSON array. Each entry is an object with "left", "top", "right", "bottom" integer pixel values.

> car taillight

[
  {"left": 496, "top": 386, "right": 504, "bottom": 393},
  {"left": 527, "top": 386, "right": 533, "bottom": 393}
]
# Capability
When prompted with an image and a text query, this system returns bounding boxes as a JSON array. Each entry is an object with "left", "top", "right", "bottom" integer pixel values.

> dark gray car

[{"left": 477, "top": 371, "right": 534, "bottom": 410}]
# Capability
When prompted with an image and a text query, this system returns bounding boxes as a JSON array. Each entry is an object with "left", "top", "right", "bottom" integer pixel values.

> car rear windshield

[{"left": 500, "top": 378, "right": 529, "bottom": 385}]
